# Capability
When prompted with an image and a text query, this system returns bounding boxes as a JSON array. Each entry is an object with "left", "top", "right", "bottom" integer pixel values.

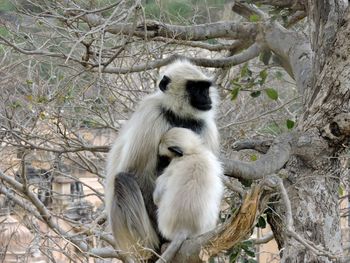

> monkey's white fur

[
  {"left": 154, "top": 128, "right": 224, "bottom": 262},
  {"left": 105, "top": 60, "right": 219, "bottom": 259}
]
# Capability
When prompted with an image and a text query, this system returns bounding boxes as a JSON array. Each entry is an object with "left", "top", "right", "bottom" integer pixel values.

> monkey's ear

[
  {"left": 159, "top": 75, "right": 171, "bottom": 92},
  {"left": 168, "top": 146, "right": 183, "bottom": 157}
]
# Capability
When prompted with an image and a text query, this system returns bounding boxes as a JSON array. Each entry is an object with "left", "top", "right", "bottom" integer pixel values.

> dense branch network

[{"left": 1, "top": 1, "right": 349, "bottom": 262}]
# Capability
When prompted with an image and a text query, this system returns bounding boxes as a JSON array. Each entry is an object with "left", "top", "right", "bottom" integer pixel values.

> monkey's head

[
  {"left": 159, "top": 127, "right": 203, "bottom": 159},
  {"left": 158, "top": 60, "right": 217, "bottom": 113}
]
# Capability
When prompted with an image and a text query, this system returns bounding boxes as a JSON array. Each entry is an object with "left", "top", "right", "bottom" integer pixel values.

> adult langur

[{"left": 105, "top": 60, "right": 219, "bottom": 261}]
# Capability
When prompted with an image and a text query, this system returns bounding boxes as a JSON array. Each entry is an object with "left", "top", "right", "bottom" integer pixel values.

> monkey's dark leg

[{"left": 111, "top": 172, "right": 159, "bottom": 262}]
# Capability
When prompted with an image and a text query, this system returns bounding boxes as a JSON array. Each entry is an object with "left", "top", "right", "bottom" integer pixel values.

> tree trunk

[{"left": 281, "top": 5, "right": 350, "bottom": 263}]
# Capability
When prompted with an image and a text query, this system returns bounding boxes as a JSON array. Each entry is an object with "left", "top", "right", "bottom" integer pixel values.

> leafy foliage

[
  {"left": 230, "top": 63, "right": 280, "bottom": 102},
  {"left": 227, "top": 240, "right": 257, "bottom": 263}
]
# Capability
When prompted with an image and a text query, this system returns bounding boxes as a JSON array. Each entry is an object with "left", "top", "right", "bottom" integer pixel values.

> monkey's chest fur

[{"left": 156, "top": 107, "right": 206, "bottom": 175}]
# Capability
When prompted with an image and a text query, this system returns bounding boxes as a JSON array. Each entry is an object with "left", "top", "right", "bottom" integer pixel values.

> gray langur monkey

[
  {"left": 105, "top": 60, "right": 219, "bottom": 261},
  {"left": 153, "top": 127, "right": 224, "bottom": 263}
]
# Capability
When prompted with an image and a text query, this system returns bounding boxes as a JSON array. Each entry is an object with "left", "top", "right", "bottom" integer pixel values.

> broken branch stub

[{"left": 200, "top": 179, "right": 275, "bottom": 260}]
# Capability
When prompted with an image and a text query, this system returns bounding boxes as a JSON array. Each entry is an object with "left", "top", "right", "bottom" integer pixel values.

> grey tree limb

[
  {"left": 223, "top": 133, "right": 293, "bottom": 180},
  {"left": 75, "top": 13, "right": 258, "bottom": 41},
  {"left": 231, "top": 1, "right": 312, "bottom": 95},
  {"left": 99, "top": 43, "right": 262, "bottom": 74},
  {"left": 251, "top": 0, "right": 307, "bottom": 10},
  {"left": 232, "top": 138, "right": 273, "bottom": 153}
]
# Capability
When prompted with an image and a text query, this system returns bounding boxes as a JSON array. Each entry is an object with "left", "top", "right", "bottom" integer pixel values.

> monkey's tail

[
  {"left": 156, "top": 232, "right": 187, "bottom": 263},
  {"left": 110, "top": 172, "right": 159, "bottom": 261}
]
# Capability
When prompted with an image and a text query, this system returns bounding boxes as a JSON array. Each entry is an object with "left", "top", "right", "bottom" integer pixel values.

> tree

[{"left": 0, "top": 0, "right": 349, "bottom": 262}]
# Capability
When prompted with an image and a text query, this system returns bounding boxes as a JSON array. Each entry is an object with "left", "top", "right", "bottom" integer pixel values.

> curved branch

[
  {"left": 152, "top": 38, "right": 247, "bottom": 52},
  {"left": 231, "top": 1, "right": 312, "bottom": 95},
  {"left": 250, "top": 231, "right": 274, "bottom": 244},
  {"left": 99, "top": 43, "right": 261, "bottom": 74},
  {"left": 223, "top": 133, "right": 294, "bottom": 180},
  {"left": 264, "top": 22, "right": 312, "bottom": 95}
]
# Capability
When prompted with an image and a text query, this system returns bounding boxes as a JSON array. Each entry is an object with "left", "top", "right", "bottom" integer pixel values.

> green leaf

[
  {"left": 242, "top": 240, "right": 253, "bottom": 247},
  {"left": 259, "top": 69, "right": 268, "bottom": 85},
  {"left": 339, "top": 185, "right": 345, "bottom": 196},
  {"left": 286, "top": 119, "right": 295, "bottom": 129},
  {"left": 229, "top": 249, "right": 240, "bottom": 263},
  {"left": 231, "top": 87, "right": 240, "bottom": 100},
  {"left": 256, "top": 216, "right": 267, "bottom": 229},
  {"left": 250, "top": 91, "right": 261, "bottom": 98},
  {"left": 250, "top": 154, "right": 258, "bottom": 161},
  {"left": 265, "top": 88, "right": 278, "bottom": 100},
  {"left": 240, "top": 63, "right": 252, "bottom": 78},
  {"left": 249, "top": 14, "right": 260, "bottom": 22},
  {"left": 245, "top": 249, "right": 256, "bottom": 257},
  {"left": 259, "top": 50, "right": 272, "bottom": 65}
]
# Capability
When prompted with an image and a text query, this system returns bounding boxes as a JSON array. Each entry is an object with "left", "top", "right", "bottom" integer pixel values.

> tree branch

[
  {"left": 232, "top": 138, "right": 273, "bottom": 154},
  {"left": 223, "top": 133, "right": 293, "bottom": 180},
  {"left": 231, "top": 1, "right": 312, "bottom": 95},
  {"left": 152, "top": 38, "right": 248, "bottom": 52},
  {"left": 252, "top": 0, "right": 307, "bottom": 11},
  {"left": 0, "top": 170, "right": 122, "bottom": 260},
  {"left": 76, "top": 14, "right": 258, "bottom": 41},
  {"left": 98, "top": 44, "right": 262, "bottom": 74}
]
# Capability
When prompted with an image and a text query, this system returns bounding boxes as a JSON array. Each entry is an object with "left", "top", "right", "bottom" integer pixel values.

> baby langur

[{"left": 153, "top": 127, "right": 224, "bottom": 263}]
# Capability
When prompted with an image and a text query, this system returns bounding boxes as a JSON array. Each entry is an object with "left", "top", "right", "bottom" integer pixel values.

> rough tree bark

[{"left": 280, "top": 3, "right": 350, "bottom": 262}]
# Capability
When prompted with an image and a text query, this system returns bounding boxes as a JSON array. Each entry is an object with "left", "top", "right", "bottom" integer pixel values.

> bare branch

[
  {"left": 152, "top": 38, "right": 248, "bottom": 52},
  {"left": 99, "top": 43, "right": 262, "bottom": 74},
  {"left": 263, "top": 22, "right": 312, "bottom": 95},
  {"left": 223, "top": 133, "right": 293, "bottom": 180},
  {"left": 76, "top": 14, "right": 258, "bottom": 41},
  {"left": 220, "top": 96, "right": 300, "bottom": 129},
  {"left": 250, "top": 231, "right": 274, "bottom": 245},
  {"left": 232, "top": 1, "right": 269, "bottom": 20},
  {"left": 251, "top": 0, "right": 307, "bottom": 10},
  {"left": 231, "top": 1, "right": 312, "bottom": 94},
  {"left": 232, "top": 139, "right": 273, "bottom": 154},
  {"left": 0, "top": 170, "right": 122, "bottom": 260}
]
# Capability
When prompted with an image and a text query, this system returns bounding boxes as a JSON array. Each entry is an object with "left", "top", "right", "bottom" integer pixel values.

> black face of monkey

[{"left": 186, "top": 80, "right": 212, "bottom": 111}]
